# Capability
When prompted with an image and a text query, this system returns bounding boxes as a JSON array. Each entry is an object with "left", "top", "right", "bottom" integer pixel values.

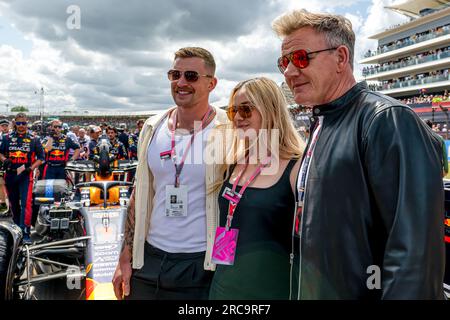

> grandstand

[
  {"left": 0, "top": 109, "right": 167, "bottom": 130},
  {"left": 359, "top": 0, "right": 450, "bottom": 124}
]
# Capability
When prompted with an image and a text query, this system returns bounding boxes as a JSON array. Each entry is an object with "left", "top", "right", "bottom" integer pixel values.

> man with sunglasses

[
  {"left": 40, "top": 119, "right": 80, "bottom": 180},
  {"left": 0, "top": 113, "right": 44, "bottom": 243},
  {"left": 273, "top": 10, "right": 445, "bottom": 299},
  {"left": 113, "top": 47, "right": 229, "bottom": 300}
]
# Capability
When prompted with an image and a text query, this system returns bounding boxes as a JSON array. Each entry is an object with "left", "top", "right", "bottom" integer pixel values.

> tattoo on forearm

[{"left": 123, "top": 190, "right": 135, "bottom": 253}]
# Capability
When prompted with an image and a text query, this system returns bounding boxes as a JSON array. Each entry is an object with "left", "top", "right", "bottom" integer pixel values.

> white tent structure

[{"left": 386, "top": 0, "right": 449, "bottom": 18}]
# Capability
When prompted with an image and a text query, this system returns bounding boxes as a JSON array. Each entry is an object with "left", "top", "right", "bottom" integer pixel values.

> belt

[
  {"left": 144, "top": 241, "right": 206, "bottom": 260},
  {"left": 47, "top": 162, "right": 64, "bottom": 167}
]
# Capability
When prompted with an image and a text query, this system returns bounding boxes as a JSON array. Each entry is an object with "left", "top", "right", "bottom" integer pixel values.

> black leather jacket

[{"left": 294, "top": 82, "right": 445, "bottom": 299}]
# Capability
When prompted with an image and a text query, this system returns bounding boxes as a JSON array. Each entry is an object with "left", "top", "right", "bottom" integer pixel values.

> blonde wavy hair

[{"left": 212, "top": 77, "right": 305, "bottom": 192}]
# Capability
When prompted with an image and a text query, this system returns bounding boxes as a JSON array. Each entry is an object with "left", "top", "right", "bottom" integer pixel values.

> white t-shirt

[{"left": 146, "top": 115, "right": 214, "bottom": 253}]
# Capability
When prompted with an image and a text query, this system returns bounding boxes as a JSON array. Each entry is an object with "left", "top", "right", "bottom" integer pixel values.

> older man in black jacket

[{"left": 273, "top": 10, "right": 445, "bottom": 299}]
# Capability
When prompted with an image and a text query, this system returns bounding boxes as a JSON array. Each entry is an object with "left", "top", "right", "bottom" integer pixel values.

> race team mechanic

[
  {"left": 128, "top": 132, "right": 138, "bottom": 160},
  {"left": 88, "top": 126, "right": 102, "bottom": 160},
  {"left": 0, "top": 113, "right": 44, "bottom": 242},
  {"left": 127, "top": 119, "right": 144, "bottom": 160},
  {"left": 93, "top": 126, "right": 128, "bottom": 161},
  {"left": 118, "top": 124, "right": 129, "bottom": 155},
  {"left": 66, "top": 125, "right": 80, "bottom": 161},
  {"left": 41, "top": 119, "right": 80, "bottom": 180},
  {"left": 0, "top": 117, "right": 10, "bottom": 211},
  {"left": 77, "top": 128, "right": 90, "bottom": 160}
]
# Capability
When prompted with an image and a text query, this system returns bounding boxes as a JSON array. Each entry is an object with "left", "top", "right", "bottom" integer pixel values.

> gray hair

[{"left": 272, "top": 9, "right": 355, "bottom": 69}]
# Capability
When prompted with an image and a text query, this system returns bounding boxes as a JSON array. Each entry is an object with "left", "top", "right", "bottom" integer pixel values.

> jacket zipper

[
  {"left": 289, "top": 203, "right": 297, "bottom": 300},
  {"left": 289, "top": 116, "right": 316, "bottom": 300},
  {"left": 296, "top": 116, "right": 323, "bottom": 300}
]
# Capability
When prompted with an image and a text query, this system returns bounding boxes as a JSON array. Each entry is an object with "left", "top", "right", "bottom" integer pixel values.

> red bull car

[{"left": 0, "top": 145, "right": 136, "bottom": 299}]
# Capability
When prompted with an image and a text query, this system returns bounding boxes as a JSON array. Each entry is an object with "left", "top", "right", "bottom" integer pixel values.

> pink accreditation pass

[{"left": 211, "top": 226, "right": 239, "bottom": 265}]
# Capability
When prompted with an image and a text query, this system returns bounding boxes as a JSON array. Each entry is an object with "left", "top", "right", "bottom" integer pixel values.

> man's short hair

[
  {"left": 51, "top": 119, "right": 62, "bottom": 126},
  {"left": 0, "top": 116, "right": 9, "bottom": 126},
  {"left": 137, "top": 119, "right": 145, "bottom": 125},
  {"left": 272, "top": 9, "right": 355, "bottom": 68},
  {"left": 15, "top": 112, "right": 27, "bottom": 120},
  {"left": 90, "top": 126, "right": 101, "bottom": 134},
  {"left": 174, "top": 47, "right": 216, "bottom": 75},
  {"left": 106, "top": 126, "right": 117, "bottom": 134}
]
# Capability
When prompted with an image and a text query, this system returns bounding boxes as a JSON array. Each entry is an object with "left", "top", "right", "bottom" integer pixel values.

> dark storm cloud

[
  {"left": 128, "top": 94, "right": 173, "bottom": 108},
  {"left": 100, "top": 82, "right": 147, "bottom": 98},
  {"left": 117, "top": 51, "right": 172, "bottom": 68},
  {"left": 221, "top": 44, "right": 282, "bottom": 78},
  {"left": 3, "top": 0, "right": 275, "bottom": 52},
  {"left": 64, "top": 68, "right": 124, "bottom": 87},
  {"left": 52, "top": 41, "right": 94, "bottom": 66},
  {"left": 70, "top": 83, "right": 128, "bottom": 109},
  {"left": 0, "top": 0, "right": 285, "bottom": 111}
]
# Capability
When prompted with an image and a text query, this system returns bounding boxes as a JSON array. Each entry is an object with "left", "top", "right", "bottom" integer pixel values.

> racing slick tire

[{"left": 0, "top": 228, "right": 12, "bottom": 300}]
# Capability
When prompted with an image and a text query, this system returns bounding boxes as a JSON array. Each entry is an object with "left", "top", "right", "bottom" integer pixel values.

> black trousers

[{"left": 126, "top": 242, "right": 214, "bottom": 300}]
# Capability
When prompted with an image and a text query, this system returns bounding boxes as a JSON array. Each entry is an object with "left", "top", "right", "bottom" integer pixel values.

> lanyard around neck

[
  {"left": 226, "top": 155, "right": 271, "bottom": 229},
  {"left": 170, "top": 106, "right": 214, "bottom": 187}
]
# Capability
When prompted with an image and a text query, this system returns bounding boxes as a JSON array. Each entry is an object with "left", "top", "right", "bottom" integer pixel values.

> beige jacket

[{"left": 132, "top": 106, "right": 229, "bottom": 271}]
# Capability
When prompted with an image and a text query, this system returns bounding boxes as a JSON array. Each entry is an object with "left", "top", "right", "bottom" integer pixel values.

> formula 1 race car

[
  {"left": 443, "top": 180, "right": 450, "bottom": 298},
  {"left": 0, "top": 136, "right": 136, "bottom": 300}
]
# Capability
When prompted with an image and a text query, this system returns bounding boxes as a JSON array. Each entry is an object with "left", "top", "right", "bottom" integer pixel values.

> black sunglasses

[
  {"left": 53, "top": 125, "right": 62, "bottom": 129},
  {"left": 167, "top": 70, "right": 212, "bottom": 82},
  {"left": 15, "top": 121, "right": 27, "bottom": 126},
  {"left": 277, "top": 47, "right": 338, "bottom": 73}
]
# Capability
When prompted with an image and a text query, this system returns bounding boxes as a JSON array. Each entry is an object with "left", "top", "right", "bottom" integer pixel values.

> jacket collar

[
  {"left": 14, "top": 131, "right": 28, "bottom": 138},
  {"left": 312, "top": 81, "right": 368, "bottom": 116}
]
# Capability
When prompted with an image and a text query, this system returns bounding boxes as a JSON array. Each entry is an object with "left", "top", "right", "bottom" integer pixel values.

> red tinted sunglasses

[
  {"left": 226, "top": 104, "right": 255, "bottom": 121},
  {"left": 277, "top": 47, "right": 338, "bottom": 73},
  {"left": 167, "top": 70, "right": 212, "bottom": 82}
]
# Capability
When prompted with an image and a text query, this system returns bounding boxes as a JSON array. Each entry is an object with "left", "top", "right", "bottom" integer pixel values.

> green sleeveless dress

[{"left": 209, "top": 160, "right": 297, "bottom": 300}]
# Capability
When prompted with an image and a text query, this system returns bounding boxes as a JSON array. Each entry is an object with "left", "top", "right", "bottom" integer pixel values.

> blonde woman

[{"left": 209, "top": 77, "right": 304, "bottom": 300}]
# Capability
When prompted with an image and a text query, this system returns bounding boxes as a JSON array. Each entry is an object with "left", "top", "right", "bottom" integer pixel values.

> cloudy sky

[{"left": 0, "top": 0, "right": 409, "bottom": 113}]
